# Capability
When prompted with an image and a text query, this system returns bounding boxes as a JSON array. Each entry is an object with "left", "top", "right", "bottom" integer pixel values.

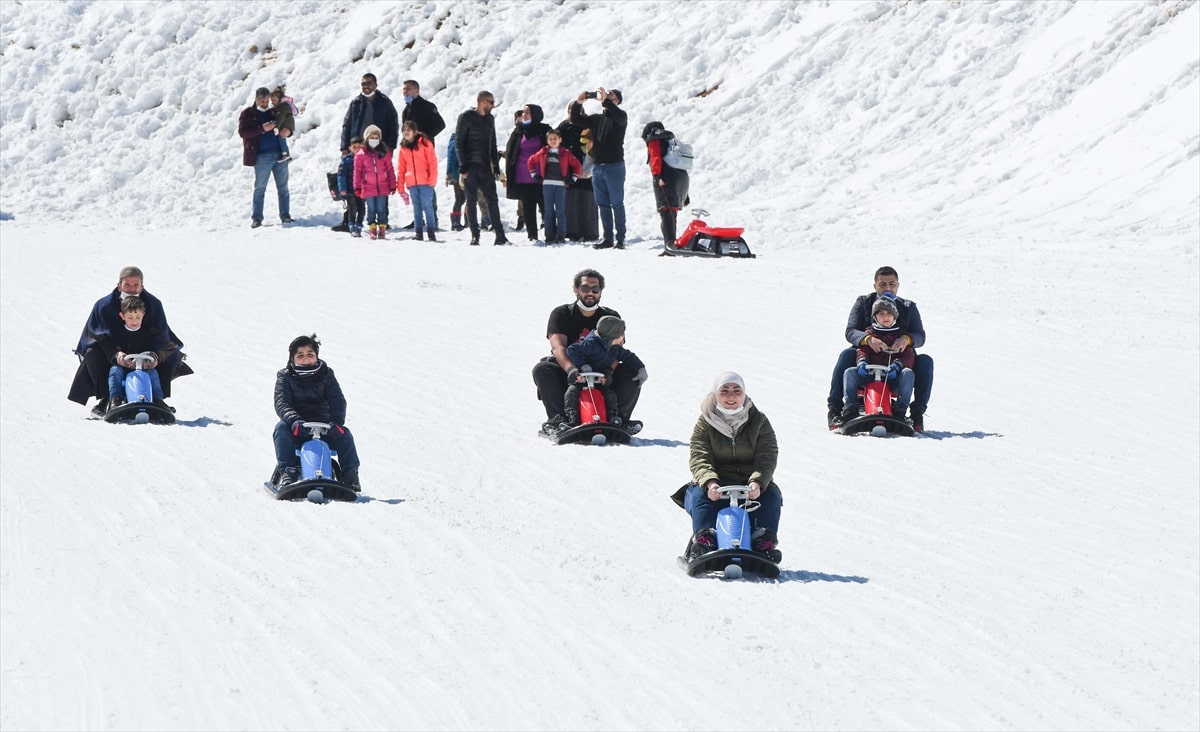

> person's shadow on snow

[
  {"left": 774, "top": 569, "right": 869, "bottom": 584},
  {"left": 917, "top": 430, "right": 1002, "bottom": 440},
  {"left": 630, "top": 437, "right": 688, "bottom": 447},
  {"left": 174, "top": 417, "right": 234, "bottom": 427}
]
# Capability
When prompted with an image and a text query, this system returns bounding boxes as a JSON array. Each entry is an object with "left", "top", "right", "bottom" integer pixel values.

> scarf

[{"left": 700, "top": 392, "right": 754, "bottom": 439}]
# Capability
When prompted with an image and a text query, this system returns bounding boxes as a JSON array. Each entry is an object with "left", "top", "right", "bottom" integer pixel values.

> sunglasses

[{"left": 577, "top": 285, "right": 602, "bottom": 294}]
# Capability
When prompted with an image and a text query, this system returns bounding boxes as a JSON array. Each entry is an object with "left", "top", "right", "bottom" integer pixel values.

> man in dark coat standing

[
  {"left": 455, "top": 91, "right": 509, "bottom": 246},
  {"left": 401, "top": 79, "right": 446, "bottom": 229},
  {"left": 570, "top": 87, "right": 627, "bottom": 249},
  {"left": 69, "top": 266, "right": 192, "bottom": 416},
  {"left": 334, "top": 73, "right": 399, "bottom": 231}
]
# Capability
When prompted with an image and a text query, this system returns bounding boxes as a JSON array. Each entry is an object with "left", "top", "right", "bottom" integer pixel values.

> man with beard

[
  {"left": 333, "top": 73, "right": 400, "bottom": 231},
  {"left": 69, "top": 266, "right": 192, "bottom": 416},
  {"left": 531, "top": 268, "right": 648, "bottom": 435}
]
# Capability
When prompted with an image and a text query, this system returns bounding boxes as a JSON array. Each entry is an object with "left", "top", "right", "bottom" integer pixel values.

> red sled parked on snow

[{"left": 661, "top": 208, "right": 755, "bottom": 258}]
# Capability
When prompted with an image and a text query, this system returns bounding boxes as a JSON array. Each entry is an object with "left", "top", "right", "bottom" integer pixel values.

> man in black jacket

[
  {"left": 455, "top": 91, "right": 509, "bottom": 246},
  {"left": 334, "top": 73, "right": 399, "bottom": 231},
  {"left": 827, "top": 266, "right": 934, "bottom": 432},
  {"left": 570, "top": 87, "right": 627, "bottom": 249},
  {"left": 401, "top": 79, "right": 446, "bottom": 229}
]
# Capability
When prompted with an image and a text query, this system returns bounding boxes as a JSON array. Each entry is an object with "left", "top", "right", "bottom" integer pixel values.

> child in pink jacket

[
  {"left": 353, "top": 124, "right": 397, "bottom": 239},
  {"left": 395, "top": 121, "right": 439, "bottom": 241}
]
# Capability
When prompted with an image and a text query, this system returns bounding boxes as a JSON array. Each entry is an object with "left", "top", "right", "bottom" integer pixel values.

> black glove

[
  {"left": 292, "top": 420, "right": 304, "bottom": 437},
  {"left": 566, "top": 367, "right": 580, "bottom": 383}
]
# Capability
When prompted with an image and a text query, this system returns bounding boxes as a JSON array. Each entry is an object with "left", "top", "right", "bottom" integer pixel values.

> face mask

[
  {"left": 521, "top": 119, "right": 531, "bottom": 126},
  {"left": 368, "top": 139, "right": 380, "bottom": 148},
  {"left": 716, "top": 403, "right": 744, "bottom": 416},
  {"left": 404, "top": 95, "right": 414, "bottom": 104},
  {"left": 575, "top": 299, "right": 598, "bottom": 313}
]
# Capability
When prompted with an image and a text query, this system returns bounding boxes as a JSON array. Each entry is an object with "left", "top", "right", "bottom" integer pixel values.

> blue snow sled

[
  {"left": 676, "top": 485, "right": 781, "bottom": 579},
  {"left": 264, "top": 422, "right": 359, "bottom": 503},
  {"left": 104, "top": 353, "right": 175, "bottom": 425}
]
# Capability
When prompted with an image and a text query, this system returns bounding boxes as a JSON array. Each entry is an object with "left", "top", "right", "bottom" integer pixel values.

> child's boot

[{"left": 378, "top": 224, "right": 387, "bottom": 240}]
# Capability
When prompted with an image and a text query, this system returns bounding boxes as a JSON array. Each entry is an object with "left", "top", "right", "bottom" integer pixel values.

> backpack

[{"left": 662, "top": 136, "right": 694, "bottom": 171}]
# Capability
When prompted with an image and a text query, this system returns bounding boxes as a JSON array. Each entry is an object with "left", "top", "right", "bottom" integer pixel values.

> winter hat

[
  {"left": 288, "top": 333, "right": 320, "bottom": 360},
  {"left": 872, "top": 297, "right": 899, "bottom": 319},
  {"left": 609, "top": 89, "right": 623, "bottom": 104},
  {"left": 595, "top": 315, "right": 625, "bottom": 341},
  {"left": 362, "top": 124, "right": 383, "bottom": 141},
  {"left": 641, "top": 121, "right": 665, "bottom": 142},
  {"left": 713, "top": 371, "right": 745, "bottom": 393}
]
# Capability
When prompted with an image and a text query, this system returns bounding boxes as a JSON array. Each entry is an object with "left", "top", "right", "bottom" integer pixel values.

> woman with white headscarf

[{"left": 670, "top": 371, "right": 783, "bottom": 561}]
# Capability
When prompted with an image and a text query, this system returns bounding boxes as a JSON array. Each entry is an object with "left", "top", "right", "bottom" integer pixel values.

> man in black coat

[
  {"left": 569, "top": 87, "right": 627, "bottom": 249},
  {"left": 401, "top": 79, "right": 446, "bottom": 229},
  {"left": 455, "top": 91, "right": 509, "bottom": 246},
  {"left": 827, "top": 266, "right": 934, "bottom": 432},
  {"left": 69, "top": 266, "right": 192, "bottom": 415},
  {"left": 334, "top": 73, "right": 399, "bottom": 231}
]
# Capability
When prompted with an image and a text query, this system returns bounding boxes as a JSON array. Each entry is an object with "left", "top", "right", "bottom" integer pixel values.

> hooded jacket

[
  {"left": 354, "top": 145, "right": 397, "bottom": 198},
  {"left": 274, "top": 360, "right": 347, "bottom": 426},
  {"left": 687, "top": 397, "right": 777, "bottom": 490},
  {"left": 396, "top": 133, "right": 438, "bottom": 192},
  {"left": 505, "top": 104, "right": 552, "bottom": 189}
]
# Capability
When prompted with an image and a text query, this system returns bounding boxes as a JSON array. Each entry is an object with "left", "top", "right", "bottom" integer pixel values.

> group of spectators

[{"left": 238, "top": 75, "right": 637, "bottom": 249}]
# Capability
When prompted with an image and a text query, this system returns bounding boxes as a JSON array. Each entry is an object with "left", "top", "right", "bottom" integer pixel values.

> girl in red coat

[
  {"left": 395, "top": 121, "right": 440, "bottom": 241},
  {"left": 353, "top": 124, "right": 396, "bottom": 239}
]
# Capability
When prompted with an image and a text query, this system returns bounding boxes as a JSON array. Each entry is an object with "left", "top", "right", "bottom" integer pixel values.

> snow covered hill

[{"left": 1, "top": 2, "right": 1197, "bottom": 730}]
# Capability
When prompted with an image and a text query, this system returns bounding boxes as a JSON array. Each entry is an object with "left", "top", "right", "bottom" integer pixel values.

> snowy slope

[{"left": 1, "top": 2, "right": 1198, "bottom": 730}]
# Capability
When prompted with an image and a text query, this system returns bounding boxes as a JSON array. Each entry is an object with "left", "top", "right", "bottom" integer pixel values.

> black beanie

[{"left": 596, "top": 316, "right": 625, "bottom": 341}]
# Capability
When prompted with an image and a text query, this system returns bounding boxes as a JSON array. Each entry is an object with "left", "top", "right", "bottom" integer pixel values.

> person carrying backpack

[{"left": 640, "top": 121, "right": 690, "bottom": 250}]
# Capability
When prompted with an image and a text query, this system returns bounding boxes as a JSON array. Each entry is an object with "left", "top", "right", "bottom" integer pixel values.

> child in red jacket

[
  {"left": 528, "top": 129, "right": 583, "bottom": 244},
  {"left": 395, "top": 121, "right": 439, "bottom": 241}
]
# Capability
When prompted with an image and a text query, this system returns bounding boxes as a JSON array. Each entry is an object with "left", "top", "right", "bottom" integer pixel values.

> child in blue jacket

[
  {"left": 337, "top": 136, "right": 365, "bottom": 237},
  {"left": 562, "top": 315, "right": 645, "bottom": 429}
]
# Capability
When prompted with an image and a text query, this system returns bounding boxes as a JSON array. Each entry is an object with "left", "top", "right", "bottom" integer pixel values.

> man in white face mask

[
  {"left": 333, "top": 73, "right": 399, "bottom": 231},
  {"left": 531, "top": 268, "right": 648, "bottom": 435}
]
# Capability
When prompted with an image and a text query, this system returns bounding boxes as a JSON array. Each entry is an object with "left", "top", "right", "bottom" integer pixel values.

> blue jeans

[
  {"left": 252, "top": 154, "right": 290, "bottom": 222},
  {"left": 542, "top": 185, "right": 566, "bottom": 240},
  {"left": 273, "top": 421, "right": 360, "bottom": 471},
  {"left": 843, "top": 366, "right": 915, "bottom": 413},
  {"left": 365, "top": 196, "right": 389, "bottom": 226},
  {"left": 108, "top": 365, "right": 163, "bottom": 401},
  {"left": 683, "top": 483, "right": 782, "bottom": 535},
  {"left": 591, "top": 162, "right": 626, "bottom": 243},
  {"left": 828, "top": 347, "right": 933, "bottom": 415},
  {"left": 410, "top": 185, "right": 435, "bottom": 232}
]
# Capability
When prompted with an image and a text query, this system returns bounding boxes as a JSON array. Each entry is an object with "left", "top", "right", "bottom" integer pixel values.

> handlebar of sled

[
  {"left": 301, "top": 421, "right": 332, "bottom": 439},
  {"left": 125, "top": 352, "right": 157, "bottom": 370},
  {"left": 716, "top": 485, "right": 761, "bottom": 513}
]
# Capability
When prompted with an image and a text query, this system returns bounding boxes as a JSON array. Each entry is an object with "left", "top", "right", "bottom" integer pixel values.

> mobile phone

[{"left": 584, "top": 91, "right": 599, "bottom": 100}]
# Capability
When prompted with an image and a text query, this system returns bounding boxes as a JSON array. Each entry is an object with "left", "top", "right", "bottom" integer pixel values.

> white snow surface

[{"left": 1, "top": 1, "right": 1198, "bottom": 730}]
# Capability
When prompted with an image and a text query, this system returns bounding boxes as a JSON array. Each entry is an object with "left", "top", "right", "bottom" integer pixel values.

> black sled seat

[
  {"left": 661, "top": 236, "right": 755, "bottom": 258},
  {"left": 839, "top": 413, "right": 914, "bottom": 437},
  {"left": 552, "top": 422, "right": 632, "bottom": 445},
  {"left": 103, "top": 401, "right": 175, "bottom": 425},
  {"left": 678, "top": 548, "right": 781, "bottom": 579}
]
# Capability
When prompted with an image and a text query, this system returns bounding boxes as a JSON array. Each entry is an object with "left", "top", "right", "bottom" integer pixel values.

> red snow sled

[
  {"left": 661, "top": 208, "right": 755, "bottom": 258},
  {"left": 839, "top": 363, "right": 914, "bottom": 437},
  {"left": 552, "top": 370, "right": 632, "bottom": 446}
]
